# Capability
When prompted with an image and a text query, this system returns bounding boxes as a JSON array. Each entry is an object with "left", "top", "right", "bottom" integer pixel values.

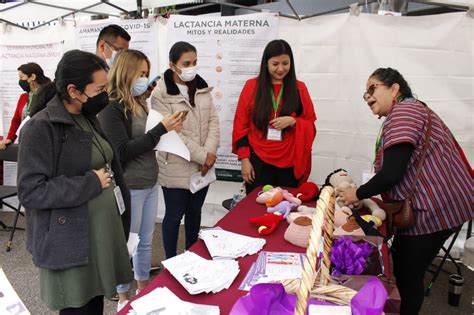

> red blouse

[
  {"left": 6, "top": 93, "right": 28, "bottom": 142},
  {"left": 232, "top": 78, "right": 317, "bottom": 182}
]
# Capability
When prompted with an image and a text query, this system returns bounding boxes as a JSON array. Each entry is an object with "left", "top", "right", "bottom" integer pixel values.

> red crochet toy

[
  {"left": 292, "top": 182, "right": 319, "bottom": 201},
  {"left": 249, "top": 213, "right": 285, "bottom": 235}
]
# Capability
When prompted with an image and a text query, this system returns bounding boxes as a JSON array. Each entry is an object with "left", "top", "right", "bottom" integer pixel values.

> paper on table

[
  {"left": 145, "top": 109, "right": 190, "bottom": 161},
  {"left": 130, "top": 286, "right": 220, "bottom": 315},
  {"left": 127, "top": 233, "right": 140, "bottom": 258},
  {"left": 0, "top": 268, "right": 30, "bottom": 315},
  {"left": 308, "top": 304, "right": 351, "bottom": 315}
]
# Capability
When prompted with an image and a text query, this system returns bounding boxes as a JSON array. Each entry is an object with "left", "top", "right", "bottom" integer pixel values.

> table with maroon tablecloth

[{"left": 119, "top": 188, "right": 392, "bottom": 315}]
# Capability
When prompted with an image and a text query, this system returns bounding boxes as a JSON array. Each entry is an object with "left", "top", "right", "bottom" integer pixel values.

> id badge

[
  {"left": 267, "top": 127, "right": 282, "bottom": 141},
  {"left": 114, "top": 186, "right": 126, "bottom": 215}
]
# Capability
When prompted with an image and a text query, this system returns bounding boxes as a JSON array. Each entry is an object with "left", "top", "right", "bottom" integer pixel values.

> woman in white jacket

[{"left": 151, "top": 41, "right": 220, "bottom": 258}]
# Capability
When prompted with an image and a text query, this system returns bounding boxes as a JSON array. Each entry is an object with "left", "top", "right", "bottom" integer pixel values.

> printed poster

[
  {"left": 167, "top": 13, "right": 279, "bottom": 181},
  {"left": 0, "top": 42, "right": 63, "bottom": 187}
]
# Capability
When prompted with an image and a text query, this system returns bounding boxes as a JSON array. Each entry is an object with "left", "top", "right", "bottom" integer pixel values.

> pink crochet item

[{"left": 284, "top": 216, "right": 312, "bottom": 248}]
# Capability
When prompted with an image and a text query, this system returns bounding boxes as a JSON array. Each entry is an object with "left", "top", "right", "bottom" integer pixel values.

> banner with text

[
  {"left": 167, "top": 13, "right": 279, "bottom": 181},
  {"left": 0, "top": 42, "right": 63, "bottom": 187},
  {"left": 75, "top": 19, "right": 159, "bottom": 78}
]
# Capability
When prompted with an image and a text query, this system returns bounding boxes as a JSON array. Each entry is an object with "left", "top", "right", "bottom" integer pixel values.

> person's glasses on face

[
  {"left": 363, "top": 83, "right": 385, "bottom": 101},
  {"left": 105, "top": 41, "right": 123, "bottom": 52}
]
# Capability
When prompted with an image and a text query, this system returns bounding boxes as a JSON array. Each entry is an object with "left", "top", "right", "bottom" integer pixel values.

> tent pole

[
  {"left": 204, "top": 1, "right": 298, "bottom": 20},
  {"left": 0, "top": 18, "right": 29, "bottom": 30},
  {"left": 300, "top": 0, "right": 378, "bottom": 19},
  {"left": 286, "top": 0, "right": 301, "bottom": 20},
  {"left": 0, "top": 1, "right": 28, "bottom": 13},
  {"left": 137, "top": 0, "right": 142, "bottom": 17},
  {"left": 30, "top": 1, "right": 104, "bottom": 30},
  {"left": 410, "top": 0, "right": 469, "bottom": 10},
  {"left": 28, "top": 0, "right": 119, "bottom": 17},
  {"left": 102, "top": 0, "right": 135, "bottom": 18},
  {"left": 152, "top": 3, "right": 217, "bottom": 17}
]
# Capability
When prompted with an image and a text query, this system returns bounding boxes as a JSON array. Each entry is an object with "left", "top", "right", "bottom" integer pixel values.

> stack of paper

[
  {"left": 239, "top": 251, "right": 306, "bottom": 291},
  {"left": 199, "top": 227, "right": 266, "bottom": 260},
  {"left": 308, "top": 304, "right": 351, "bottom": 315},
  {"left": 128, "top": 286, "right": 219, "bottom": 315},
  {"left": 162, "top": 252, "right": 240, "bottom": 295},
  {"left": 0, "top": 268, "right": 30, "bottom": 315},
  {"left": 145, "top": 109, "right": 190, "bottom": 161}
]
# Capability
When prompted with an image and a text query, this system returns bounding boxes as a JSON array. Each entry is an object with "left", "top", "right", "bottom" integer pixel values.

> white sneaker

[
  {"left": 135, "top": 288, "right": 142, "bottom": 296},
  {"left": 117, "top": 299, "right": 129, "bottom": 313}
]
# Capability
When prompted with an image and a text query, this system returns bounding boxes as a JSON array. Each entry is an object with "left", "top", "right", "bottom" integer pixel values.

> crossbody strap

[{"left": 407, "top": 104, "right": 432, "bottom": 200}]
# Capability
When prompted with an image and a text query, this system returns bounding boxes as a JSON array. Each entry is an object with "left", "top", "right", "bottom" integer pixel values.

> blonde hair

[{"left": 108, "top": 49, "right": 150, "bottom": 116}]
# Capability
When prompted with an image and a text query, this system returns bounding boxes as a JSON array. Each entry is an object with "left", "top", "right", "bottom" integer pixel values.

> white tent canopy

[
  {"left": 0, "top": 0, "right": 471, "bottom": 30},
  {"left": 0, "top": 0, "right": 202, "bottom": 29}
]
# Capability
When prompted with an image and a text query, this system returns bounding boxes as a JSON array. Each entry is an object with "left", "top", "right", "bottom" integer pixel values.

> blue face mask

[{"left": 132, "top": 77, "right": 149, "bottom": 96}]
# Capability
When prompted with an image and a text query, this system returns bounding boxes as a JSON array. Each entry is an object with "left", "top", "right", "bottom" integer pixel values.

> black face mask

[
  {"left": 19, "top": 79, "right": 30, "bottom": 92},
  {"left": 80, "top": 91, "right": 109, "bottom": 116}
]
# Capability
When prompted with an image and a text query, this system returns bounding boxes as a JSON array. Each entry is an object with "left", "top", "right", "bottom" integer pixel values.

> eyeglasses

[
  {"left": 363, "top": 83, "right": 385, "bottom": 101},
  {"left": 105, "top": 41, "right": 123, "bottom": 52}
]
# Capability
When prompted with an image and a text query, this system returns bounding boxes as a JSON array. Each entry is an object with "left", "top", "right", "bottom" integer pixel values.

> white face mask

[
  {"left": 175, "top": 65, "right": 197, "bottom": 82},
  {"left": 132, "top": 77, "right": 149, "bottom": 97},
  {"left": 105, "top": 50, "right": 118, "bottom": 67}
]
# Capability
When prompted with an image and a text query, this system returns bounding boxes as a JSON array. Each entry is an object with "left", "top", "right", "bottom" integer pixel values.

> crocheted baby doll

[
  {"left": 292, "top": 182, "right": 319, "bottom": 202},
  {"left": 325, "top": 169, "right": 386, "bottom": 226},
  {"left": 267, "top": 200, "right": 298, "bottom": 218}
]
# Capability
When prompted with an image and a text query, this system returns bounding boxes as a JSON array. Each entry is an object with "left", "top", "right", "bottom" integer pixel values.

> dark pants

[
  {"left": 59, "top": 295, "right": 103, "bottom": 315},
  {"left": 162, "top": 186, "right": 209, "bottom": 259},
  {"left": 391, "top": 227, "right": 456, "bottom": 315},
  {"left": 245, "top": 151, "right": 299, "bottom": 195}
]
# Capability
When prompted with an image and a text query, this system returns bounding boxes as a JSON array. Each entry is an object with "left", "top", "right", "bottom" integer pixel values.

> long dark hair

[
  {"left": 169, "top": 41, "right": 197, "bottom": 106},
  {"left": 30, "top": 50, "right": 108, "bottom": 116},
  {"left": 17, "top": 62, "right": 51, "bottom": 85},
  {"left": 370, "top": 67, "right": 413, "bottom": 100},
  {"left": 252, "top": 39, "right": 301, "bottom": 136}
]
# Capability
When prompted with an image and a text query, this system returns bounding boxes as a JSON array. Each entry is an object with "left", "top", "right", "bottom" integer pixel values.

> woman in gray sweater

[
  {"left": 17, "top": 50, "right": 132, "bottom": 314},
  {"left": 98, "top": 49, "right": 182, "bottom": 311}
]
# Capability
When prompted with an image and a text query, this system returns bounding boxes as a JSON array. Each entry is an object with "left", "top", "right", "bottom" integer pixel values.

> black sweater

[
  {"left": 98, "top": 100, "right": 167, "bottom": 170},
  {"left": 356, "top": 142, "right": 414, "bottom": 199}
]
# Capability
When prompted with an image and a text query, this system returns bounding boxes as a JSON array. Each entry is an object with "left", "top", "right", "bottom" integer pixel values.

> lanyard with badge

[
  {"left": 267, "top": 83, "right": 284, "bottom": 141},
  {"left": 71, "top": 116, "right": 126, "bottom": 215},
  {"left": 21, "top": 93, "right": 33, "bottom": 120}
]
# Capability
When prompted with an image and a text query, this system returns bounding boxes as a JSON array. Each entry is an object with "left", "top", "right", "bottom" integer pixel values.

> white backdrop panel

[
  {"left": 0, "top": 12, "right": 472, "bottom": 190},
  {"left": 279, "top": 12, "right": 473, "bottom": 185}
]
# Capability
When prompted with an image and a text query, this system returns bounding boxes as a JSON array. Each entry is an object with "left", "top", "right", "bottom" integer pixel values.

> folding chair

[
  {"left": 0, "top": 144, "right": 24, "bottom": 252},
  {"left": 425, "top": 225, "right": 462, "bottom": 296}
]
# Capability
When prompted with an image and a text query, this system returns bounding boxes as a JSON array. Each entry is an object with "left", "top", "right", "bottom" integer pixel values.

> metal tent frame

[{"left": 0, "top": 0, "right": 471, "bottom": 31}]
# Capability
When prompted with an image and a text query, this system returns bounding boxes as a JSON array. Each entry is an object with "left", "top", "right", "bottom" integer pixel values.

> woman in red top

[
  {"left": 0, "top": 63, "right": 51, "bottom": 150},
  {"left": 232, "top": 39, "right": 316, "bottom": 194}
]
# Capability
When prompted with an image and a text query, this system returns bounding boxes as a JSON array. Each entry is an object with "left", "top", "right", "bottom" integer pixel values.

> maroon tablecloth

[{"left": 119, "top": 188, "right": 392, "bottom": 315}]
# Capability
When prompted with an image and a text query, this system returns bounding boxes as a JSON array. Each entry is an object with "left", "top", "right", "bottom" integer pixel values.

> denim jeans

[
  {"left": 117, "top": 184, "right": 159, "bottom": 294},
  {"left": 161, "top": 186, "right": 209, "bottom": 259}
]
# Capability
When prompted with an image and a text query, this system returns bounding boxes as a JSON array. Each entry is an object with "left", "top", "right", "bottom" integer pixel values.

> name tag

[
  {"left": 114, "top": 186, "right": 126, "bottom": 215},
  {"left": 267, "top": 128, "right": 282, "bottom": 141}
]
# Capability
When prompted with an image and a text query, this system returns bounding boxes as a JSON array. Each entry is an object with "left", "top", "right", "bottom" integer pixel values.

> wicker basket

[{"left": 280, "top": 186, "right": 358, "bottom": 314}]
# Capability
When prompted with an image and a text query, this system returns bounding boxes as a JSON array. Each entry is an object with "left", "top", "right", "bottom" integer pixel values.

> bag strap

[{"left": 407, "top": 104, "right": 432, "bottom": 200}]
